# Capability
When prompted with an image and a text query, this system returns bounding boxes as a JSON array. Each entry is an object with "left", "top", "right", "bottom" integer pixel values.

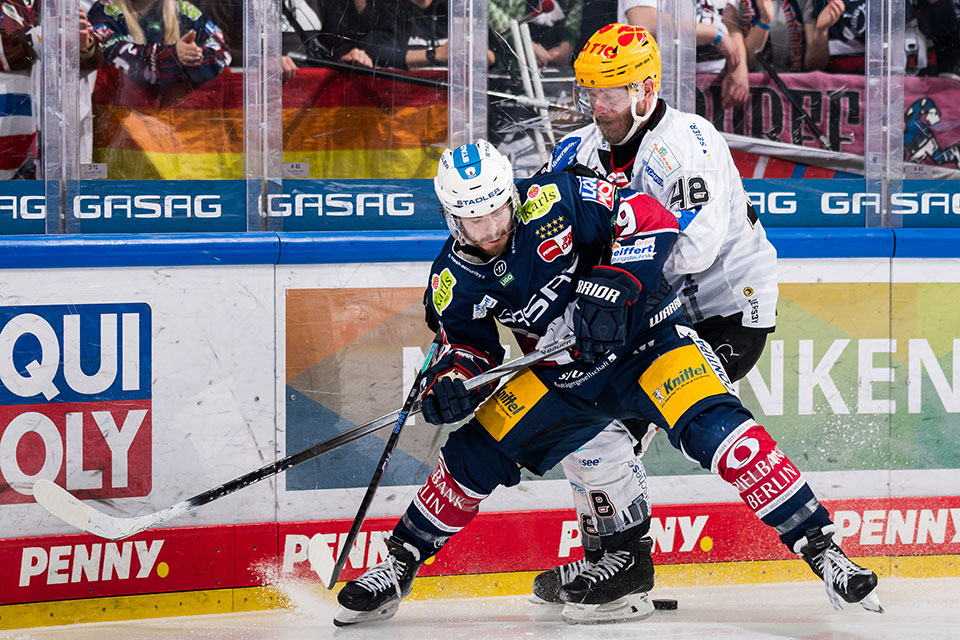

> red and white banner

[{"left": 3, "top": 495, "right": 958, "bottom": 606}]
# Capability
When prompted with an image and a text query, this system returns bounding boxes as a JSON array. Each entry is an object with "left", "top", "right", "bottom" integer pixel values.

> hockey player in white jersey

[
  {"left": 552, "top": 23, "right": 777, "bottom": 344},
  {"left": 531, "top": 23, "right": 792, "bottom": 616}
]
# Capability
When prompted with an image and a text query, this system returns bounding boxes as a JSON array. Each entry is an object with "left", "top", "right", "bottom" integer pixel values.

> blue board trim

[
  {"left": 277, "top": 231, "right": 448, "bottom": 264},
  {"left": 892, "top": 229, "right": 960, "bottom": 258},
  {"left": 0, "top": 228, "right": 957, "bottom": 268},
  {"left": 766, "top": 228, "right": 895, "bottom": 259},
  {"left": 0, "top": 233, "right": 280, "bottom": 269}
]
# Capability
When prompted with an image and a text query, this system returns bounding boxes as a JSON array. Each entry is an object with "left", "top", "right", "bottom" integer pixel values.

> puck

[{"left": 653, "top": 598, "right": 678, "bottom": 611}]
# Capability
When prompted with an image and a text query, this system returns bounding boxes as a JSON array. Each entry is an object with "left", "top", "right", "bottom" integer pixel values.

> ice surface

[{"left": 4, "top": 577, "right": 960, "bottom": 640}]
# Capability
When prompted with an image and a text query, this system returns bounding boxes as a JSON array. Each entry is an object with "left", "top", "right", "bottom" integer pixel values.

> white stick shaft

[
  {"left": 509, "top": 19, "right": 548, "bottom": 162},
  {"left": 520, "top": 22, "right": 556, "bottom": 146}
]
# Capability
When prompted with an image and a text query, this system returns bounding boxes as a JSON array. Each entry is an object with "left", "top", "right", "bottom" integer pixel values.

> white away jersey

[{"left": 550, "top": 104, "right": 777, "bottom": 329}]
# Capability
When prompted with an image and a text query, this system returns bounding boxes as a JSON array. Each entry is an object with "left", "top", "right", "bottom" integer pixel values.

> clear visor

[
  {"left": 449, "top": 199, "right": 516, "bottom": 247},
  {"left": 574, "top": 84, "right": 636, "bottom": 117}
]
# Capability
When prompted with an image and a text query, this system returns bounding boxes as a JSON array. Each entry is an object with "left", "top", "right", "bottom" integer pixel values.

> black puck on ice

[{"left": 653, "top": 598, "right": 678, "bottom": 611}]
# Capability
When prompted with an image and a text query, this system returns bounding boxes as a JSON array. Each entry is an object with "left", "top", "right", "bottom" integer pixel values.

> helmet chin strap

[{"left": 611, "top": 89, "right": 659, "bottom": 146}]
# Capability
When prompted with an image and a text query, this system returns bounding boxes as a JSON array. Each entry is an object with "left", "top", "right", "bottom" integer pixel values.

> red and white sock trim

[
  {"left": 412, "top": 453, "right": 488, "bottom": 535},
  {"left": 712, "top": 420, "right": 805, "bottom": 519}
]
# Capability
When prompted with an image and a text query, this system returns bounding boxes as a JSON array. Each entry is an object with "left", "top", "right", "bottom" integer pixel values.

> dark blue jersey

[{"left": 425, "top": 171, "right": 683, "bottom": 398}]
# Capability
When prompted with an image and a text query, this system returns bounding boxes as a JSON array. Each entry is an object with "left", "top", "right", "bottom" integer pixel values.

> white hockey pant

[{"left": 560, "top": 421, "right": 652, "bottom": 553}]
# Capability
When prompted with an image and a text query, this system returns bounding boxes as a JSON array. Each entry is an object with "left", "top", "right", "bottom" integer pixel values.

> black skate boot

[
  {"left": 530, "top": 557, "right": 595, "bottom": 605},
  {"left": 794, "top": 524, "right": 883, "bottom": 613},
  {"left": 559, "top": 536, "right": 655, "bottom": 624},
  {"left": 333, "top": 537, "right": 424, "bottom": 627}
]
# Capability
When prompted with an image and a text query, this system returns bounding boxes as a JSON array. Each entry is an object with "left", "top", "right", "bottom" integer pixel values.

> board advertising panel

[{"left": 0, "top": 266, "right": 277, "bottom": 540}]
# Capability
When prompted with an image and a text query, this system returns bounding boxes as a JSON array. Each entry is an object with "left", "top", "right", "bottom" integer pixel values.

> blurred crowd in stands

[{"left": 1, "top": 0, "right": 959, "bottom": 180}]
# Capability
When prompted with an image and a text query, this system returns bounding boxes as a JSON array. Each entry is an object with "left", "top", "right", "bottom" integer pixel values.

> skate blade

[
  {"left": 858, "top": 588, "right": 884, "bottom": 614},
  {"left": 561, "top": 592, "right": 655, "bottom": 625},
  {"left": 528, "top": 593, "right": 563, "bottom": 606},
  {"left": 332, "top": 598, "right": 400, "bottom": 627}
]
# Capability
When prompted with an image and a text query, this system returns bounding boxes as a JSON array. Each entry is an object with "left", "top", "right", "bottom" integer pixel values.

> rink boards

[{"left": 0, "top": 229, "right": 959, "bottom": 628}]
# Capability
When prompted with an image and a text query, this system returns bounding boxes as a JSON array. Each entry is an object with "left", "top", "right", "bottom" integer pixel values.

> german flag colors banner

[{"left": 92, "top": 66, "right": 447, "bottom": 181}]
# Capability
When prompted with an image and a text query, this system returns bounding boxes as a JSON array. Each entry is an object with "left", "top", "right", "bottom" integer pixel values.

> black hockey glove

[
  {"left": 561, "top": 163, "right": 603, "bottom": 180},
  {"left": 535, "top": 161, "right": 603, "bottom": 180},
  {"left": 420, "top": 375, "right": 477, "bottom": 425},
  {"left": 572, "top": 266, "right": 642, "bottom": 363},
  {"left": 419, "top": 349, "right": 497, "bottom": 425}
]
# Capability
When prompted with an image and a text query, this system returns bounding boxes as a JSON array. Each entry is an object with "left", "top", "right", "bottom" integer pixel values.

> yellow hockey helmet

[{"left": 574, "top": 24, "right": 661, "bottom": 91}]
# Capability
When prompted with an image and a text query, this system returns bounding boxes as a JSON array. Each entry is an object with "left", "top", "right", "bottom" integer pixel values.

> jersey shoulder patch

[
  {"left": 517, "top": 173, "right": 575, "bottom": 225},
  {"left": 685, "top": 119, "right": 713, "bottom": 158},
  {"left": 576, "top": 176, "right": 616, "bottom": 211},
  {"left": 430, "top": 267, "right": 458, "bottom": 316},
  {"left": 614, "top": 191, "right": 679, "bottom": 240}
]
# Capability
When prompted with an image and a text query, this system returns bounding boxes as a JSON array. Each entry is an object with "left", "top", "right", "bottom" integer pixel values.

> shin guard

[
  {"left": 396, "top": 453, "right": 487, "bottom": 557},
  {"left": 710, "top": 420, "right": 827, "bottom": 545}
]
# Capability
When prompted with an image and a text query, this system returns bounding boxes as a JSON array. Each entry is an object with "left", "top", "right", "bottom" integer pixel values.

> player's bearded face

[
  {"left": 457, "top": 202, "right": 515, "bottom": 256},
  {"left": 581, "top": 86, "right": 636, "bottom": 144},
  {"left": 591, "top": 90, "right": 634, "bottom": 142}
]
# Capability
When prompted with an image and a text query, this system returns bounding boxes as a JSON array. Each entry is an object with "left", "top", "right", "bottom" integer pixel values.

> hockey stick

[
  {"left": 324, "top": 332, "right": 443, "bottom": 588},
  {"left": 753, "top": 49, "right": 833, "bottom": 151},
  {"left": 33, "top": 336, "right": 576, "bottom": 541},
  {"left": 284, "top": 52, "right": 576, "bottom": 112}
]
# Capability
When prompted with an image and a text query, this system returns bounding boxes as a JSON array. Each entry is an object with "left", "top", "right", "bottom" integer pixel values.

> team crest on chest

[{"left": 650, "top": 138, "right": 682, "bottom": 177}]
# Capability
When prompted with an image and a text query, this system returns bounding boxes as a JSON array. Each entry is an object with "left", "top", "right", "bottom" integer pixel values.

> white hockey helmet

[{"left": 434, "top": 140, "right": 519, "bottom": 244}]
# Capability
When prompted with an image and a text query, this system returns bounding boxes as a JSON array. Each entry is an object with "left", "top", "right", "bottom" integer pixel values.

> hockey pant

[
  {"left": 623, "top": 314, "right": 771, "bottom": 445},
  {"left": 567, "top": 316, "right": 774, "bottom": 548},
  {"left": 561, "top": 422, "right": 651, "bottom": 556}
]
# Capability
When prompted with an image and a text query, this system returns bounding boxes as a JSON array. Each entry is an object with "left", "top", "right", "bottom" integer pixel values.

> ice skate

[
  {"left": 333, "top": 537, "right": 424, "bottom": 627},
  {"left": 530, "top": 557, "right": 592, "bottom": 604},
  {"left": 559, "top": 536, "right": 655, "bottom": 624},
  {"left": 794, "top": 524, "right": 883, "bottom": 614}
]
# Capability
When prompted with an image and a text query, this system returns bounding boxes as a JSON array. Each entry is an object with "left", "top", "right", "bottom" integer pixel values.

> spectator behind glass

[
  {"left": 728, "top": 0, "right": 843, "bottom": 72},
  {"left": 192, "top": 0, "right": 377, "bottom": 80},
  {"left": 913, "top": 0, "right": 960, "bottom": 78},
  {"left": 488, "top": 0, "right": 582, "bottom": 68},
  {"left": 361, "top": 0, "right": 495, "bottom": 70},
  {"left": 88, "top": 0, "right": 230, "bottom": 87},
  {"left": 0, "top": 1, "right": 103, "bottom": 178},
  {"left": 812, "top": 0, "right": 864, "bottom": 72},
  {"left": 620, "top": 0, "right": 749, "bottom": 108},
  {"left": 809, "top": 0, "right": 953, "bottom": 77},
  {"left": 1, "top": 2, "right": 103, "bottom": 71}
]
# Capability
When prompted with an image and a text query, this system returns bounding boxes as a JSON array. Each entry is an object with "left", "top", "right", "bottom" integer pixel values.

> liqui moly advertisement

[{"left": 0, "top": 304, "right": 152, "bottom": 504}]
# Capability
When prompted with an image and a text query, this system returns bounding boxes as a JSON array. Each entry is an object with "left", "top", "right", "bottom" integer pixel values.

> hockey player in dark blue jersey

[{"left": 333, "top": 140, "right": 881, "bottom": 627}]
